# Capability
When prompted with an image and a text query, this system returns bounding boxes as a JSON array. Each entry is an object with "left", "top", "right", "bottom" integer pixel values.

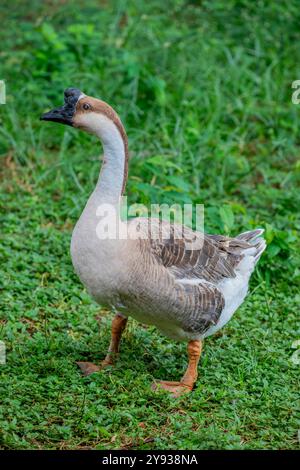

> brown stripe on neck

[{"left": 83, "top": 98, "right": 129, "bottom": 195}]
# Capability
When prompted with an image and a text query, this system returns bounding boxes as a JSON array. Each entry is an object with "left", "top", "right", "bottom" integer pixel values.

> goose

[{"left": 41, "top": 88, "right": 266, "bottom": 397}]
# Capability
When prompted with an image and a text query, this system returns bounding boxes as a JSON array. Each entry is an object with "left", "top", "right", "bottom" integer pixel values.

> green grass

[{"left": 0, "top": 0, "right": 300, "bottom": 450}]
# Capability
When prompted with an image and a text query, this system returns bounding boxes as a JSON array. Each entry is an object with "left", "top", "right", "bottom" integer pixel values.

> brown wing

[
  {"left": 149, "top": 225, "right": 252, "bottom": 283},
  {"left": 128, "top": 218, "right": 259, "bottom": 335},
  {"left": 171, "top": 281, "right": 225, "bottom": 334}
]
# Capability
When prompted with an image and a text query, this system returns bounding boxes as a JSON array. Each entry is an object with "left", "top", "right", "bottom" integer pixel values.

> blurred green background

[{"left": 0, "top": 0, "right": 299, "bottom": 450}]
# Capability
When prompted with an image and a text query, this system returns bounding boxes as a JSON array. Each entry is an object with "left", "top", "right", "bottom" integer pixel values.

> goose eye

[{"left": 83, "top": 103, "right": 91, "bottom": 110}]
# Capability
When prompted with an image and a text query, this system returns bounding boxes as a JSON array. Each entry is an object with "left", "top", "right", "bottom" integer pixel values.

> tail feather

[
  {"left": 237, "top": 228, "right": 264, "bottom": 242},
  {"left": 237, "top": 229, "right": 266, "bottom": 262},
  {"left": 253, "top": 238, "right": 266, "bottom": 261}
]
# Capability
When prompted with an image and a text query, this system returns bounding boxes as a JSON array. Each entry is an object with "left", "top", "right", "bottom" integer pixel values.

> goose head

[
  {"left": 41, "top": 88, "right": 129, "bottom": 195},
  {"left": 41, "top": 88, "right": 126, "bottom": 144}
]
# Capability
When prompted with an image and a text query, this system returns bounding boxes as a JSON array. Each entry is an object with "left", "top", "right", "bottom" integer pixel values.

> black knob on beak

[
  {"left": 40, "top": 87, "right": 82, "bottom": 126},
  {"left": 64, "top": 88, "right": 82, "bottom": 101}
]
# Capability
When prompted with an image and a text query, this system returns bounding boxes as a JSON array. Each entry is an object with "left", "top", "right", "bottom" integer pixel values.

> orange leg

[
  {"left": 77, "top": 313, "right": 128, "bottom": 376},
  {"left": 152, "top": 340, "right": 203, "bottom": 398}
]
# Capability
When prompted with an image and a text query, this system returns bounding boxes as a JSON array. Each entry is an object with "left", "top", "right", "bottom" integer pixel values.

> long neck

[{"left": 92, "top": 113, "right": 128, "bottom": 205}]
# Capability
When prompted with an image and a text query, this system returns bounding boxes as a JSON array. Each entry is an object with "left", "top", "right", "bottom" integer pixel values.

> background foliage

[{"left": 0, "top": 0, "right": 299, "bottom": 449}]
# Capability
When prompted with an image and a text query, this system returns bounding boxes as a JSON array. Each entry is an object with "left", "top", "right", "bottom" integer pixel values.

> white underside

[
  {"left": 205, "top": 248, "right": 257, "bottom": 337},
  {"left": 177, "top": 247, "right": 257, "bottom": 339}
]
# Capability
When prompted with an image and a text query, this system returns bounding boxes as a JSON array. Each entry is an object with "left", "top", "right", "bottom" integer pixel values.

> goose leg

[
  {"left": 152, "top": 340, "right": 203, "bottom": 398},
  {"left": 101, "top": 313, "right": 128, "bottom": 366},
  {"left": 77, "top": 313, "right": 128, "bottom": 376}
]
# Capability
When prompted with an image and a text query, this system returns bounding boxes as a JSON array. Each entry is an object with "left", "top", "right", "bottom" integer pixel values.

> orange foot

[
  {"left": 151, "top": 380, "right": 192, "bottom": 398},
  {"left": 76, "top": 361, "right": 100, "bottom": 376},
  {"left": 76, "top": 360, "right": 114, "bottom": 377}
]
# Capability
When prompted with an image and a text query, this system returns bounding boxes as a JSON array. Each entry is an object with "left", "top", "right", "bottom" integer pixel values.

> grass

[{"left": 0, "top": 0, "right": 300, "bottom": 450}]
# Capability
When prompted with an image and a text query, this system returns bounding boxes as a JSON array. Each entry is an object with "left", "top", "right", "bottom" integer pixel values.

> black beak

[{"left": 40, "top": 88, "right": 82, "bottom": 126}]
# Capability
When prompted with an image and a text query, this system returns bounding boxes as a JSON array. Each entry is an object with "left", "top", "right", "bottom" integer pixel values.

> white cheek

[
  {"left": 77, "top": 112, "right": 121, "bottom": 145},
  {"left": 75, "top": 112, "right": 98, "bottom": 133}
]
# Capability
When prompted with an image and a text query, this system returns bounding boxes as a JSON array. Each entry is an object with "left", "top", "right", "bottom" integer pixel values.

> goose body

[
  {"left": 71, "top": 214, "right": 264, "bottom": 342},
  {"left": 41, "top": 89, "right": 266, "bottom": 396}
]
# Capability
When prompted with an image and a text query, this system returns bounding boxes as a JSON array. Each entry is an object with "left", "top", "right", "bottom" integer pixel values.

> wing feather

[{"left": 128, "top": 218, "right": 264, "bottom": 335}]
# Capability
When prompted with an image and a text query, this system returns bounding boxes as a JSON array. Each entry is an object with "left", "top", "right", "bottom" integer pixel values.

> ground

[{"left": 0, "top": 0, "right": 299, "bottom": 450}]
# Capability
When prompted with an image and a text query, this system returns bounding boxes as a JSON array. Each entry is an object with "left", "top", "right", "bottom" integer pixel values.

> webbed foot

[
  {"left": 76, "top": 361, "right": 101, "bottom": 376},
  {"left": 151, "top": 380, "right": 192, "bottom": 398}
]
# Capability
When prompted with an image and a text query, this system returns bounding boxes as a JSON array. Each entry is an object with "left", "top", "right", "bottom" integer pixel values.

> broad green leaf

[{"left": 219, "top": 205, "right": 234, "bottom": 233}]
